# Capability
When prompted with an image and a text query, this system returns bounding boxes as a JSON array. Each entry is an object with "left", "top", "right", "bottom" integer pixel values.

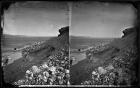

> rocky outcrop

[
  {"left": 57, "top": 26, "right": 69, "bottom": 51},
  {"left": 122, "top": 27, "right": 136, "bottom": 38},
  {"left": 58, "top": 26, "right": 69, "bottom": 37},
  {"left": 22, "top": 26, "right": 69, "bottom": 57}
]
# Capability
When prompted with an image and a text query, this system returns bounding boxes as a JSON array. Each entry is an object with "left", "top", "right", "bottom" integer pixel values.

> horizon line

[
  {"left": 70, "top": 35, "right": 121, "bottom": 38},
  {"left": 2, "top": 33, "right": 57, "bottom": 37}
]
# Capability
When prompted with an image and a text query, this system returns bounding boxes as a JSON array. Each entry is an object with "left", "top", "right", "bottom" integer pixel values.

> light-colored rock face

[
  {"left": 49, "top": 66, "right": 56, "bottom": 72},
  {"left": 41, "top": 63, "right": 48, "bottom": 69},
  {"left": 26, "top": 70, "right": 31, "bottom": 74},
  {"left": 43, "top": 71, "right": 49, "bottom": 77},
  {"left": 65, "top": 69, "right": 69, "bottom": 74},
  {"left": 31, "top": 65, "right": 41, "bottom": 73},
  {"left": 92, "top": 71, "right": 98, "bottom": 75},
  {"left": 98, "top": 67, "right": 107, "bottom": 74},
  {"left": 105, "top": 64, "right": 114, "bottom": 71}
]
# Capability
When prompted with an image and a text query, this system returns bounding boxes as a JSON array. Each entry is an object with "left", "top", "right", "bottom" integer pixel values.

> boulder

[
  {"left": 105, "top": 64, "right": 114, "bottom": 71},
  {"left": 98, "top": 67, "right": 107, "bottom": 74},
  {"left": 31, "top": 65, "right": 41, "bottom": 73}
]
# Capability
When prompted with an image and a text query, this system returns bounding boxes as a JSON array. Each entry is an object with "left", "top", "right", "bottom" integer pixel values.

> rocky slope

[
  {"left": 3, "top": 26, "right": 69, "bottom": 85},
  {"left": 70, "top": 27, "right": 138, "bottom": 86}
]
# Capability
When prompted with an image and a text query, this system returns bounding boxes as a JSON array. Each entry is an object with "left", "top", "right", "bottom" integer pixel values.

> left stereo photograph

[{"left": 1, "top": 1, "right": 70, "bottom": 86}]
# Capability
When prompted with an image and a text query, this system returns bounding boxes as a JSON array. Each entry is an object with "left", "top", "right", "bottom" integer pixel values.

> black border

[{"left": 0, "top": 0, "right": 140, "bottom": 88}]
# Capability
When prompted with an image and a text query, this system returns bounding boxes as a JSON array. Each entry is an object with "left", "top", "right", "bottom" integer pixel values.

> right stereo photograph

[{"left": 70, "top": 1, "right": 138, "bottom": 87}]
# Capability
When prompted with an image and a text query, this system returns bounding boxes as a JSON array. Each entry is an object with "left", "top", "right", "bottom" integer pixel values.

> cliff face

[
  {"left": 110, "top": 27, "right": 137, "bottom": 51},
  {"left": 58, "top": 26, "right": 69, "bottom": 37},
  {"left": 57, "top": 26, "right": 69, "bottom": 51},
  {"left": 122, "top": 27, "right": 136, "bottom": 38},
  {"left": 41, "top": 26, "right": 69, "bottom": 51}
]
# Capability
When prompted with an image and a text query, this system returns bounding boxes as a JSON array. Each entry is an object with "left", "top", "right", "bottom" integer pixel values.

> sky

[
  {"left": 3, "top": 1, "right": 69, "bottom": 36},
  {"left": 2, "top": 1, "right": 136, "bottom": 37},
  {"left": 70, "top": 2, "right": 136, "bottom": 38}
]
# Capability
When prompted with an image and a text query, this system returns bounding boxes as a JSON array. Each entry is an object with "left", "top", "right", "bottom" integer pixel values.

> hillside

[
  {"left": 70, "top": 27, "right": 138, "bottom": 86},
  {"left": 3, "top": 26, "right": 69, "bottom": 85},
  {"left": 70, "top": 36, "right": 114, "bottom": 49},
  {"left": 1, "top": 34, "right": 52, "bottom": 53},
  {"left": 1, "top": 34, "right": 51, "bottom": 46}
]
